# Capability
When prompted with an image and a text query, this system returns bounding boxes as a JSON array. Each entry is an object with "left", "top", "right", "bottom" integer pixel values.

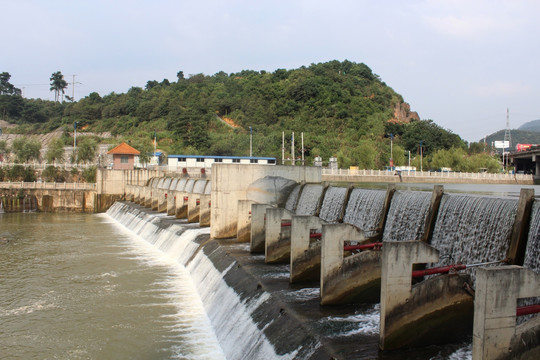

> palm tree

[{"left": 49, "top": 71, "right": 68, "bottom": 102}]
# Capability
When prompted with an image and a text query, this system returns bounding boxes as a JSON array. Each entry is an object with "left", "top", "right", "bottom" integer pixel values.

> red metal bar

[
  {"left": 412, "top": 264, "right": 467, "bottom": 278},
  {"left": 344, "top": 242, "right": 383, "bottom": 252},
  {"left": 310, "top": 232, "right": 322, "bottom": 239},
  {"left": 183, "top": 196, "right": 188, "bottom": 202},
  {"left": 196, "top": 199, "right": 200, "bottom": 205},
  {"left": 281, "top": 222, "right": 291, "bottom": 227},
  {"left": 516, "top": 304, "right": 540, "bottom": 317}
]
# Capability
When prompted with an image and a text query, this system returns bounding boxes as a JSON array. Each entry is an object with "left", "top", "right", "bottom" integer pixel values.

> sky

[{"left": 2, "top": 0, "right": 540, "bottom": 142}]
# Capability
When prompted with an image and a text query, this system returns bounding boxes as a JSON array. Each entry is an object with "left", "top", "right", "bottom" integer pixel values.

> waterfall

[
  {"left": 382, "top": 190, "right": 431, "bottom": 242},
  {"left": 175, "top": 178, "right": 188, "bottom": 191},
  {"left": 318, "top": 186, "right": 347, "bottom": 223},
  {"left": 285, "top": 184, "right": 302, "bottom": 212},
  {"left": 343, "top": 189, "right": 386, "bottom": 237},
  {"left": 184, "top": 179, "right": 196, "bottom": 193},
  {"left": 193, "top": 179, "right": 207, "bottom": 194},
  {"left": 295, "top": 184, "right": 323, "bottom": 216},
  {"left": 106, "top": 202, "right": 307, "bottom": 360},
  {"left": 525, "top": 202, "right": 540, "bottom": 273},
  {"left": 430, "top": 194, "right": 518, "bottom": 279},
  {"left": 0, "top": 198, "right": 4, "bottom": 213}
]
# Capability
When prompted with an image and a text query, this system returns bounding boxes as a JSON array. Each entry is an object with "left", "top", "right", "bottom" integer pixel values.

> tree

[
  {"left": 0, "top": 72, "right": 21, "bottom": 95},
  {"left": 0, "top": 139, "right": 9, "bottom": 162},
  {"left": 75, "top": 137, "right": 98, "bottom": 164},
  {"left": 45, "top": 137, "right": 65, "bottom": 164},
  {"left": 50, "top": 71, "right": 68, "bottom": 102},
  {"left": 10, "top": 137, "right": 41, "bottom": 163},
  {"left": 401, "top": 120, "right": 465, "bottom": 155}
]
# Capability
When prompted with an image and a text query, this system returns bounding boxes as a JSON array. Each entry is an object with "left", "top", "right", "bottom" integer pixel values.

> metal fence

[
  {"left": 0, "top": 162, "right": 96, "bottom": 170},
  {"left": 0, "top": 182, "right": 97, "bottom": 190},
  {"left": 322, "top": 168, "right": 533, "bottom": 181}
]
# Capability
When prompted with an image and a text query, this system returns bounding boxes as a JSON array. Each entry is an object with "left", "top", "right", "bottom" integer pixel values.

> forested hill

[{"left": 1, "top": 60, "right": 466, "bottom": 168}]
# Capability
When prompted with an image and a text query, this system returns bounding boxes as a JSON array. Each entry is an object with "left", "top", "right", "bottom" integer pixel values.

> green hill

[
  {"left": 1, "top": 60, "right": 466, "bottom": 169},
  {"left": 518, "top": 119, "right": 540, "bottom": 132}
]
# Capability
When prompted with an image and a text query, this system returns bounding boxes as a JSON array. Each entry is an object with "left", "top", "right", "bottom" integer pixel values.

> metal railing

[
  {"left": 322, "top": 168, "right": 533, "bottom": 181},
  {"left": 0, "top": 162, "right": 96, "bottom": 170},
  {"left": 0, "top": 181, "right": 97, "bottom": 190}
]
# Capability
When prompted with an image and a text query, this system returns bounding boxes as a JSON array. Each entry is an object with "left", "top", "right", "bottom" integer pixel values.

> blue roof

[{"left": 168, "top": 154, "right": 276, "bottom": 160}]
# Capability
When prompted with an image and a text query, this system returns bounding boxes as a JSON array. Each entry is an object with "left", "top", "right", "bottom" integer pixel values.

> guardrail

[
  {"left": 322, "top": 168, "right": 533, "bottom": 181},
  {"left": 0, "top": 182, "right": 97, "bottom": 190}
]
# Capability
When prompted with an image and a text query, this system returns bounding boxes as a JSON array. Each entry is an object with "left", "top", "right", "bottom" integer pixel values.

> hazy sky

[{"left": 3, "top": 0, "right": 540, "bottom": 142}]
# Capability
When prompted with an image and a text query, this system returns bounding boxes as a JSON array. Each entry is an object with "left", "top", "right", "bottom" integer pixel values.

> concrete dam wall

[{"left": 117, "top": 164, "right": 539, "bottom": 359}]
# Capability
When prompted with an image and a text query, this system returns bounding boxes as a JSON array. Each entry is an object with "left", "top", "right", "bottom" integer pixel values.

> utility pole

[
  {"left": 249, "top": 126, "right": 252, "bottom": 157},
  {"left": 389, "top": 133, "right": 394, "bottom": 169},
  {"left": 73, "top": 121, "right": 77, "bottom": 164},
  {"left": 301, "top": 132, "right": 304, "bottom": 166},
  {"left": 72, "top": 74, "right": 76, "bottom": 100},
  {"left": 69, "top": 74, "right": 81, "bottom": 101},
  {"left": 291, "top": 132, "right": 295, "bottom": 166},
  {"left": 282, "top": 132, "right": 285, "bottom": 165},
  {"left": 419, "top": 141, "right": 423, "bottom": 172},
  {"left": 503, "top": 108, "right": 512, "bottom": 171}
]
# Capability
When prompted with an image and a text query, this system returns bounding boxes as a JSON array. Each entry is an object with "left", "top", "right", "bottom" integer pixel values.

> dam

[{"left": 1, "top": 164, "right": 539, "bottom": 359}]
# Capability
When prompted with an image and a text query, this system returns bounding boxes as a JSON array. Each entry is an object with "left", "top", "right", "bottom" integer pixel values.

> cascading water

[
  {"left": 184, "top": 179, "right": 196, "bottom": 193},
  {"left": 429, "top": 193, "right": 518, "bottom": 280},
  {"left": 176, "top": 178, "right": 188, "bottom": 191},
  {"left": 285, "top": 184, "right": 302, "bottom": 212},
  {"left": 161, "top": 177, "right": 172, "bottom": 190},
  {"left": 169, "top": 177, "right": 180, "bottom": 190},
  {"left": 192, "top": 179, "right": 207, "bottom": 194},
  {"left": 525, "top": 201, "right": 540, "bottom": 273},
  {"left": 343, "top": 188, "right": 386, "bottom": 237},
  {"left": 318, "top": 186, "right": 347, "bottom": 223},
  {"left": 295, "top": 184, "right": 323, "bottom": 216},
  {"left": 382, "top": 190, "right": 431, "bottom": 242},
  {"left": 106, "top": 202, "right": 305, "bottom": 359}
]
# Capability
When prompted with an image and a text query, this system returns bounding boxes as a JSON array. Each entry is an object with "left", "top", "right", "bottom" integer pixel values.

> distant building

[
  {"left": 167, "top": 155, "right": 276, "bottom": 171},
  {"left": 107, "top": 142, "right": 140, "bottom": 170}
]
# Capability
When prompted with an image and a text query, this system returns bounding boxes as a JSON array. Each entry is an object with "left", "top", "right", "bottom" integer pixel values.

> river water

[{"left": 0, "top": 212, "right": 225, "bottom": 360}]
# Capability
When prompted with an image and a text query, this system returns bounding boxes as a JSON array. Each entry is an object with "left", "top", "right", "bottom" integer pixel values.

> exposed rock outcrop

[{"left": 390, "top": 102, "right": 420, "bottom": 123}]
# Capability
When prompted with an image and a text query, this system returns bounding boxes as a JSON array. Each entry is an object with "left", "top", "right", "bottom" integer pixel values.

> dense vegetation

[{"left": 0, "top": 62, "right": 504, "bottom": 172}]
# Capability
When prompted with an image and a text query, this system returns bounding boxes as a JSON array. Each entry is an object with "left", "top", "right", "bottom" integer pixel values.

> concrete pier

[
  {"left": 265, "top": 207, "right": 294, "bottom": 263},
  {"left": 379, "top": 241, "right": 474, "bottom": 350},
  {"left": 473, "top": 266, "right": 540, "bottom": 360},
  {"left": 237, "top": 199, "right": 256, "bottom": 243},
  {"left": 290, "top": 215, "right": 324, "bottom": 282},
  {"left": 250, "top": 203, "right": 273, "bottom": 252},
  {"left": 320, "top": 223, "right": 370, "bottom": 305}
]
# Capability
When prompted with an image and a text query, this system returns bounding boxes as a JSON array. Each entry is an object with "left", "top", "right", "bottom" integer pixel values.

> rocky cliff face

[{"left": 391, "top": 102, "right": 420, "bottom": 123}]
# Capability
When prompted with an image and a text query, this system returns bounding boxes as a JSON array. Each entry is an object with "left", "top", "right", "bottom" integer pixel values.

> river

[{"left": 0, "top": 212, "right": 225, "bottom": 360}]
